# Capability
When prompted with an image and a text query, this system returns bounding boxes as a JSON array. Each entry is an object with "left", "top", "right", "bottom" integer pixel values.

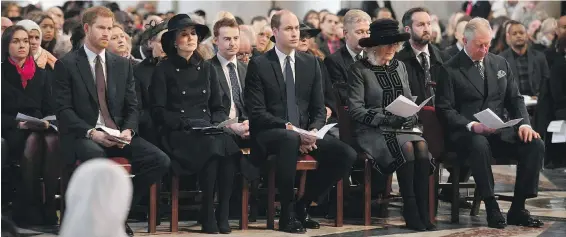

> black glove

[
  {"left": 402, "top": 115, "right": 418, "bottom": 128},
  {"left": 382, "top": 114, "right": 405, "bottom": 129}
]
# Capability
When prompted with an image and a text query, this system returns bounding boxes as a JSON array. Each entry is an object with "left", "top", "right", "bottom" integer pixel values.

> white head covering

[
  {"left": 59, "top": 159, "right": 133, "bottom": 237},
  {"left": 16, "top": 19, "right": 43, "bottom": 59}
]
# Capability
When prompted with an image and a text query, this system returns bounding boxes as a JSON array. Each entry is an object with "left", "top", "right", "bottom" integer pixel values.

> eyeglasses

[{"left": 237, "top": 52, "right": 251, "bottom": 59}]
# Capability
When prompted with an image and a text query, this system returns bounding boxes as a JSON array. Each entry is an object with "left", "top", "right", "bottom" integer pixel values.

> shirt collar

[
  {"left": 346, "top": 45, "right": 363, "bottom": 60},
  {"left": 463, "top": 47, "right": 483, "bottom": 63},
  {"left": 217, "top": 53, "right": 238, "bottom": 68},
  {"left": 456, "top": 42, "right": 463, "bottom": 51},
  {"left": 84, "top": 45, "right": 105, "bottom": 64},
  {"left": 275, "top": 46, "right": 295, "bottom": 63},
  {"left": 411, "top": 44, "right": 430, "bottom": 58}
]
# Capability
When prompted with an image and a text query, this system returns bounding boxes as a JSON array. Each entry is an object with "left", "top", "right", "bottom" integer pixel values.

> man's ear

[
  {"left": 83, "top": 23, "right": 89, "bottom": 34},
  {"left": 404, "top": 26, "right": 411, "bottom": 33},
  {"left": 213, "top": 36, "right": 218, "bottom": 46}
]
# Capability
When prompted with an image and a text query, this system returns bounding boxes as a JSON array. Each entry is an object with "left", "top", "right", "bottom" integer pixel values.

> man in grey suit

[{"left": 436, "top": 18, "right": 544, "bottom": 229}]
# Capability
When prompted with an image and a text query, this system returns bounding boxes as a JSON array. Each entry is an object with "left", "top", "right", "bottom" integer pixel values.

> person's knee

[
  {"left": 76, "top": 139, "right": 105, "bottom": 160},
  {"left": 525, "top": 138, "right": 545, "bottom": 162},
  {"left": 279, "top": 129, "right": 301, "bottom": 145},
  {"left": 44, "top": 134, "right": 59, "bottom": 153},
  {"left": 414, "top": 141, "right": 430, "bottom": 160},
  {"left": 467, "top": 135, "right": 490, "bottom": 152},
  {"left": 155, "top": 149, "right": 171, "bottom": 172}
]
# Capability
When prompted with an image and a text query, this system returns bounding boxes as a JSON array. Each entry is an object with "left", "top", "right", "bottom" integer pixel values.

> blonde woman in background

[{"left": 253, "top": 24, "right": 273, "bottom": 56}]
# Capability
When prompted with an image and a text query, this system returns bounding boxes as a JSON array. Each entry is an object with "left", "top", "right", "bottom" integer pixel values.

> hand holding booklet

[
  {"left": 96, "top": 126, "right": 131, "bottom": 145},
  {"left": 289, "top": 123, "right": 337, "bottom": 139},
  {"left": 473, "top": 109, "right": 523, "bottom": 130},
  {"left": 385, "top": 95, "right": 434, "bottom": 118},
  {"left": 16, "top": 113, "right": 58, "bottom": 131}
]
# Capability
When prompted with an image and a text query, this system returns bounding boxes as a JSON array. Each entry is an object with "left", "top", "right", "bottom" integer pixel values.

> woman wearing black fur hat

[
  {"left": 347, "top": 18, "right": 436, "bottom": 231},
  {"left": 149, "top": 14, "right": 240, "bottom": 234}
]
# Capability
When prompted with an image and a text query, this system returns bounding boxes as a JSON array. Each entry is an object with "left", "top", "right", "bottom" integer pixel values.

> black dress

[
  {"left": 1, "top": 62, "right": 54, "bottom": 159},
  {"left": 134, "top": 57, "right": 159, "bottom": 144},
  {"left": 150, "top": 53, "right": 241, "bottom": 175}
]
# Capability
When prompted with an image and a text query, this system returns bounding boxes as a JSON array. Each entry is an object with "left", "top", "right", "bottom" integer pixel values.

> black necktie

[
  {"left": 474, "top": 61, "right": 485, "bottom": 80},
  {"left": 355, "top": 54, "right": 362, "bottom": 62},
  {"left": 284, "top": 56, "right": 299, "bottom": 126},
  {"left": 227, "top": 62, "right": 244, "bottom": 117},
  {"left": 420, "top": 52, "right": 434, "bottom": 99},
  {"left": 95, "top": 55, "right": 117, "bottom": 129}
]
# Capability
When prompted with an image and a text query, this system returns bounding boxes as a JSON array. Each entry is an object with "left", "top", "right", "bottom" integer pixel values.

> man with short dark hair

[
  {"left": 316, "top": 13, "right": 344, "bottom": 56},
  {"left": 245, "top": 10, "right": 356, "bottom": 234},
  {"left": 499, "top": 20, "right": 550, "bottom": 98}
]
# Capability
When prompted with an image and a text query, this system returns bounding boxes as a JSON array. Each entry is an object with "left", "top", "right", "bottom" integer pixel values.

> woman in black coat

[
  {"left": 347, "top": 19, "right": 435, "bottom": 231},
  {"left": 149, "top": 14, "right": 240, "bottom": 234},
  {"left": 1, "top": 25, "right": 59, "bottom": 226}
]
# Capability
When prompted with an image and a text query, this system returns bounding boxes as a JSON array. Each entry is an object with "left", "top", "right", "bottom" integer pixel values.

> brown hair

[
  {"left": 112, "top": 23, "right": 125, "bottom": 31},
  {"left": 213, "top": 17, "right": 239, "bottom": 37},
  {"left": 81, "top": 6, "right": 114, "bottom": 26}
]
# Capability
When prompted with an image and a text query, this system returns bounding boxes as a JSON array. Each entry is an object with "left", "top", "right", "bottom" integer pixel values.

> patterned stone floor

[{"left": 16, "top": 167, "right": 566, "bottom": 237}]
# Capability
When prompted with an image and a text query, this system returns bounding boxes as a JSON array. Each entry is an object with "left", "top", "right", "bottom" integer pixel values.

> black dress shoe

[
  {"left": 279, "top": 217, "right": 306, "bottom": 234},
  {"left": 507, "top": 209, "right": 544, "bottom": 228},
  {"left": 125, "top": 223, "right": 134, "bottom": 237},
  {"left": 299, "top": 214, "right": 320, "bottom": 229},
  {"left": 486, "top": 208, "right": 507, "bottom": 229},
  {"left": 424, "top": 222, "right": 437, "bottom": 231}
]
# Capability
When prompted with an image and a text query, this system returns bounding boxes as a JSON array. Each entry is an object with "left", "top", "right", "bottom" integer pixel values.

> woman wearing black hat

[
  {"left": 134, "top": 20, "right": 167, "bottom": 145},
  {"left": 347, "top": 19, "right": 436, "bottom": 231},
  {"left": 149, "top": 14, "right": 240, "bottom": 234}
]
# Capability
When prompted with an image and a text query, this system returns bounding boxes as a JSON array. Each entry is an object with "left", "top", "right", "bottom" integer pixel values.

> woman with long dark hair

[
  {"left": 33, "top": 14, "right": 57, "bottom": 55},
  {"left": 1, "top": 25, "right": 59, "bottom": 226},
  {"left": 150, "top": 14, "right": 240, "bottom": 234}
]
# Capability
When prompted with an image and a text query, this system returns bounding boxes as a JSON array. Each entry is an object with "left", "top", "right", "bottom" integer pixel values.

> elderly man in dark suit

[
  {"left": 53, "top": 7, "right": 170, "bottom": 235},
  {"left": 499, "top": 20, "right": 550, "bottom": 98},
  {"left": 244, "top": 10, "right": 356, "bottom": 234},
  {"left": 436, "top": 17, "right": 544, "bottom": 229}
]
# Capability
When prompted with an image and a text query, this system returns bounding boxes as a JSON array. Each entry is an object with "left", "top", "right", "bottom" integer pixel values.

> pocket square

[{"left": 497, "top": 70, "right": 506, "bottom": 78}]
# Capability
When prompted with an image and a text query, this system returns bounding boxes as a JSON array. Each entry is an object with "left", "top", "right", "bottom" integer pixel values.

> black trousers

[
  {"left": 74, "top": 136, "right": 171, "bottom": 207},
  {"left": 454, "top": 133, "right": 544, "bottom": 199},
  {"left": 255, "top": 128, "right": 357, "bottom": 217}
]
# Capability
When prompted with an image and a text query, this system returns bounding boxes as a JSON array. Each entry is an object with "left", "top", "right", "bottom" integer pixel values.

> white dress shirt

[
  {"left": 83, "top": 45, "right": 107, "bottom": 131},
  {"left": 346, "top": 44, "right": 363, "bottom": 61},
  {"left": 462, "top": 48, "right": 530, "bottom": 131},
  {"left": 275, "top": 46, "right": 295, "bottom": 82},
  {"left": 216, "top": 53, "right": 241, "bottom": 119}
]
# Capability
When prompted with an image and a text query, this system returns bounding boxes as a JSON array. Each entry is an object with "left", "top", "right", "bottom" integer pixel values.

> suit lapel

[
  {"left": 483, "top": 54, "right": 499, "bottom": 96},
  {"left": 527, "top": 49, "right": 535, "bottom": 89},
  {"left": 212, "top": 56, "right": 231, "bottom": 97},
  {"left": 267, "top": 49, "right": 286, "bottom": 100},
  {"left": 105, "top": 52, "right": 116, "bottom": 109},
  {"left": 76, "top": 48, "right": 98, "bottom": 103},
  {"left": 340, "top": 46, "right": 354, "bottom": 68},
  {"left": 295, "top": 53, "right": 307, "bottom": 95},
  {"left": 237, "top": 61, "right": 246, "bottom": 89},
  {"left": 458, "top": 51, "right": 485, "bottom": 96}
]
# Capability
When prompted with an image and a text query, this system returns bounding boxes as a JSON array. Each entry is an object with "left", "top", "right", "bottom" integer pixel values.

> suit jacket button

[
  {"left": 197, "top": 66, "right": 201, "bottom": 70},
  {"left": 182, "top": 91, "right": 186, "bottom": 95},
  {"left": 176, "top": 68, "right": 179, "bottom": 72},
  {"left": 202, "top": 90, "right": 206, "bottom": 93},
  {"left": 203, "top": 109, "right": 207, "bottom": 112},
  {"left": 181, "top": 109, "right": 184, "bottom": 113}
]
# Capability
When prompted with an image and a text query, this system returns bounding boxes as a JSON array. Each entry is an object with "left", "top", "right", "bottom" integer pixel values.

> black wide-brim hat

[
  {"left": 161, "top": 14, "right": 210, "bottom": 54},
  {"left": 270, "top": 22, "right": 321, "bottom": 43},
  {"left": 140, "top": 19, "right": 168, "bottom": 44},
  {"left": 358, "top": 18, "right": 409, "bottom": 48}
]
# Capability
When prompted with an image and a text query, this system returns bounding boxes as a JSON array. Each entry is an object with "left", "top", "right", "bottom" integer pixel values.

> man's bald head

[
  {"left": 270, "top": 10, "right": 297, "bottom": 30},
  {"left": 270, "top": 10, "right": 300, "bottom": 52},
  {"left": 1, "top": 17, "right": 13, "bottom": 34}
]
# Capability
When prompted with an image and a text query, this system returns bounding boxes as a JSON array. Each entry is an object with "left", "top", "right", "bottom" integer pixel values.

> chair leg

[
  {"left": 240, "top": 175, "right": 249, "bottom": 230},
  {"left": 363, "top": 159, "right": 371, "bottom": 226},
  {"left": 170, "top": 175, "right": 179, "bottom": 232},
  {"left": 434, "top": 165, "right": 441, "bottom": 219},
  {"left": 377, "top": 175, "right": 392, "bottom": 218},
  {"left": 428, "top": 174, "right": 435, "bottom": 223},
  {"left": 149, "top": 183, "right": 157, "bottom": 233},
  {"left": 59, "top": 166, "right": 72, "bottom": 225},
  {"left": 335, "top": 178, "right": 344, "bottom": 227},
  {"left": 470, "top": 188, "right": 481, "bottom": 216},
  {"left": 267, "top": 166, "right": 276, "bottom": 230},
  {"left": 451, "top": 165, "right": 460, "bottom": 223}
]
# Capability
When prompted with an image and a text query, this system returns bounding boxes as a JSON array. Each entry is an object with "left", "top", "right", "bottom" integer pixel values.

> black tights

[
  {"left": 199, "top": 156, "right": 236, "bottom": 228},
  {"left": 17, "top": 132, "right": 60, "bottom": 224},
  {"left": 396, "top": 141, "right": 433, "bottom": 225}
]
